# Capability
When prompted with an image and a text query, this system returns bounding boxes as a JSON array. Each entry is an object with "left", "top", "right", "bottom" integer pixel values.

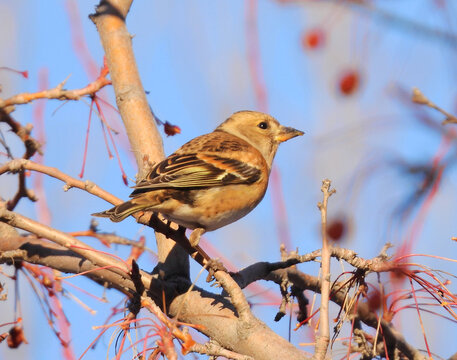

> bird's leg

[
  {"left": 177, "top": 225, "right": 186, "bottom": 235},
  {"left": 189, "top": 227, "right": 205, "bottom": 247}
]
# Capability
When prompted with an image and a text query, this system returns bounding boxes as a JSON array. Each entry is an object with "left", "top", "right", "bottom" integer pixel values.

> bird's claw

[
  {"left": 205, "top": 258, "right": 228, "bottom": 283},
  {"left": 189, "top": 227, "right": 205, "bottom": 247}
]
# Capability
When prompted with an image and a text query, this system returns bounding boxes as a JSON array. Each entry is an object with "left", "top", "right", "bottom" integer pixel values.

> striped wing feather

[{"left": 130, "top": 154, "right": 261, "bottom": 197}]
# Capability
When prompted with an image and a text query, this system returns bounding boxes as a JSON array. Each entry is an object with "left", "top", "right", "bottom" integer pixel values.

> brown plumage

[{"left": 92, "top": 111, "right": 303, "bottom": 245}]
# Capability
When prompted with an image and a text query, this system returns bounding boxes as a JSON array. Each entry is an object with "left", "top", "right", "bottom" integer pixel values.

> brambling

[{"left": 93, "top": 111, "right": 303, "bottom": 246}]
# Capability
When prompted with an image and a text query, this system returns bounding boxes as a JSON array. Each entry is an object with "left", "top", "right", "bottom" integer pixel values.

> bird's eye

[{"left": 257, "top": 121, "right": 268, "bottom": 129}]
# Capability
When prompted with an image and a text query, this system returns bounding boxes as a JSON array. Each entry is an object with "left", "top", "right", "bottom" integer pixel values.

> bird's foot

[
  {"left": 205, "top": 258, "right": 228, "bottom": 283},
  {"left": 189, "top": 227, "right": 205, "bottom": 247}
]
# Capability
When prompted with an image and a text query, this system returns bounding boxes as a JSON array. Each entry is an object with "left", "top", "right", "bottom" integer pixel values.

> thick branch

[
  {"left": 234, "top": 245, "right": 394, "bottom": 290},
  {"left": 0, "top": 232, "right": 307, "bottom": 360},
  {"left": 90, "top": 0, "right": 163, "bottom": 173},
  {"left": 0, "top": 205, "right": 130, "bottom": 278},
  {"left": 90, "top": 0, "right": 188, "bottom": 276},
  {"left": 213, "top": 269, "right": 254, "bottom": 322},
  {"left": 0, "top": 235, "right": 135, "bottom": 294}
]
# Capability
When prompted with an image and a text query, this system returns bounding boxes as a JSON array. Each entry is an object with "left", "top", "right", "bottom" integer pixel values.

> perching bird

[{"left": 92, "top": 111, "right": 303, "bottom": 246}]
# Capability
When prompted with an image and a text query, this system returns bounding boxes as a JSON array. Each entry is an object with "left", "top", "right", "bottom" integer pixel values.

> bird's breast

[{"left": 160, "top": 180, "right": 268, "bottom": 231}]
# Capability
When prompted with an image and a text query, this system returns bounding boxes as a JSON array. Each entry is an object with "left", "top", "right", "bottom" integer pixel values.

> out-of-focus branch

[
  {"left": 278, "top": 0, "right": 457, "bottom": 48},
  {"left": 351, "top": 1, "right": 457, "bottom": 48},
  {"left": 0, "top": 110, "right": 43, "bottom": 158},
  {"left": 0, "top": 110, "right": 43, "bottom": 210},
  {"left": 0, "top": 66, "right": 111, "bottom": 114},
  {"left": 0, "top": 105, "right": 43, "bottom": 209},
  {"left": 70, "top": 225, "right": 156, "bottom": 257},
  {"left": 412, "top": 87, "right": 457, "bottom": 125},
  {"left": 90, "top": 0, "right": 189, "bottom": 277},
  {"left": 0, "top": 60, "right": 114, "bottom": 212}
]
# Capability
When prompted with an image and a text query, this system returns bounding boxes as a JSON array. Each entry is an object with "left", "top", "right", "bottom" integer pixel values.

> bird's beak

[{"left": 275, "top": 126, "right": 305, "bottom": 143}]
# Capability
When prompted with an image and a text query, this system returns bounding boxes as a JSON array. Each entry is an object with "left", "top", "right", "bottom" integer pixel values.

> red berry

[
  {"left": 302, "top": 28, "right": 325, "bottom": 50},
  {"left": 367, "top": 289, "right": 381, "bottom": 311},
  {"left": 339, "top": 70, "right": 360, "bottom": 96},
  {"left": 7, "top": 326, "right": 27, "bottom": 349},
  {"left": 164, "top": 121, "right": 181, "bottom": 137},
  {"left": 326, "top": 218, "right": 347, "bottom": 241}
]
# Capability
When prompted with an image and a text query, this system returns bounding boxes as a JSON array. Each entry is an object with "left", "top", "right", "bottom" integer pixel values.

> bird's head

[{"left": 216, "top": 111, "right": 304, "bottom": 168}]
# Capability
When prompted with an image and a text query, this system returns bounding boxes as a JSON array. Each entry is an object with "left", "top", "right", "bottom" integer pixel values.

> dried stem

[{"left": 70, "top": 228, "right": 156, "bottom": 257}]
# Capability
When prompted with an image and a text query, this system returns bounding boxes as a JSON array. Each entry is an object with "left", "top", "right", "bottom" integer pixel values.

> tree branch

[
  {"left": 0, "top": 158, "right": 210, "bottom": 267},
  {"left": 90, "top": 0, "right": 189, "bottom": 277},
  {"left": 0, "top": 66, "right": 111, "bottom": 114},
  {"left": 313, "top": 179, "right": 336, "bottom": 359},
  {"left": 266, "top": 268, "right": 425, "bottom": 360},
  {"left": 0, "top": 226, "right": 308, "bottom": 360},
  {"left": 0, "top": 234, "right": 135, "bottom": 294},
  {"left": 189, "top": 340, "right": 254, "bottom": 360},
  {"left": 0, "top": 204, "right": 130, "bottom": 278},
  {"left": 0, "top": 158, "right": 121, "bottom": 205}
]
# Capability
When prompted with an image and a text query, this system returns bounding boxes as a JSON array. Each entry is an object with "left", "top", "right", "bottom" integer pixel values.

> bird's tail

[{"left": 92, "top": 200, "right": 148, "bottom": 223}]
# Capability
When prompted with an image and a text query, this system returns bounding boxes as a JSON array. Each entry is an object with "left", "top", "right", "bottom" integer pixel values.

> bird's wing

[{"left": 130, "top": 153, "right": 262, "bottom": 196}]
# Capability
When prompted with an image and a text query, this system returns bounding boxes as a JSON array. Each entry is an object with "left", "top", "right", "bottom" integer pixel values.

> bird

[{"left": 92, "top": 111, "right": 304, "bottom": 247}]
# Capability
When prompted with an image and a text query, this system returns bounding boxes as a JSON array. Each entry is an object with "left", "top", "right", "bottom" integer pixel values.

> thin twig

[
  {"left": 0, "top": 109, "right": 43, "bottom": 158},
  {"left": 188, "top": 340, "right": 254, "bottom": 360},
  {"left": 412, "top": 87, "right": 457, "bottom": 125},
  {"left": 0, "top": 158, "right": 121, "bottom": 205},
  {"left": 314, "top": 179, "right": 336, "bottom": 360},
  {"left": 0, "top": 67, "right": 111, "bottom": 114}
]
